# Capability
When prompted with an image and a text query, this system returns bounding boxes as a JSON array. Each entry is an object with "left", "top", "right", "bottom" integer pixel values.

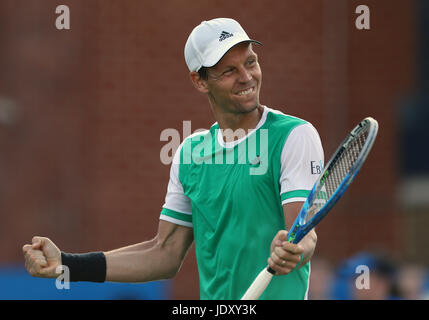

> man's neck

[{"left": 215, "top": 105, "right": 264, "bottom": 143}]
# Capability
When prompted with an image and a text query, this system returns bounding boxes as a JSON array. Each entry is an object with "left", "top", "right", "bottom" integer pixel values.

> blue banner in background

[{"left": 0, "top": 265, "right": 170, "bottom": 300}]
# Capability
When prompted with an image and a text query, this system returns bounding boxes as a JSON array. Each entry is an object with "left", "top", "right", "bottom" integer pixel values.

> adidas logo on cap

[{"left": 219, "top": 31, "right": 233, "bottom": 41}]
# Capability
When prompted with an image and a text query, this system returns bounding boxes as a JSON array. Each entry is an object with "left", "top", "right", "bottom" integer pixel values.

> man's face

[{"left": 205, "top": 42, "right": 262, "bottom": 114}]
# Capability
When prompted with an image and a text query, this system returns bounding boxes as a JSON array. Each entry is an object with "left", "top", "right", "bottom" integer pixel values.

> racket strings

[{"left": 310, "top": 129, "right": 369, "bottom": 217}]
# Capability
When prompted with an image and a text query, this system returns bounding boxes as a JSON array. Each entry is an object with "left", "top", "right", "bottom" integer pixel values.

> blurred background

[{"left": 0, "top": 0, "right": 428, "bottom": 299}]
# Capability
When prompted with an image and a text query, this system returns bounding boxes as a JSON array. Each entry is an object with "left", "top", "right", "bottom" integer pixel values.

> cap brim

[{"left": 202, "top": 38, "right": 262, "bottom": 70}]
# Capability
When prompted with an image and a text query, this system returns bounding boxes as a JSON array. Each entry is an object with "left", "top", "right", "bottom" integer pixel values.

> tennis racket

[{"left": 241, "top": 117, "right": 379, "bottom": 300}]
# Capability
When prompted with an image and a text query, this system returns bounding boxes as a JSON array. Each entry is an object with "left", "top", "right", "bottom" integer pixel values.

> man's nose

[{"left": 237, "top": 67, "right": 252, "bottom": 82}]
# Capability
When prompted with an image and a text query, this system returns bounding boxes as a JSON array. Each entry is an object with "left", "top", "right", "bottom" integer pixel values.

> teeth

[{"left": 237, "top": 87, "right": 253, "bottom": 96}]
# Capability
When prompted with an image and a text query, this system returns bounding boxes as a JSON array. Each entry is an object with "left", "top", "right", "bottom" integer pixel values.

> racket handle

[
  {"left": 267, "top": 266, "right": 276, "bottom": 274},
  {"left": 241, "top": 266, "right": 274, "bottom": 300}
]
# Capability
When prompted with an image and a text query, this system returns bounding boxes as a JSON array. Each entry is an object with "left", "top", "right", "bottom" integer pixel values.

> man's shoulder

[
  {"left": 184, "top": 123, "right": 218, "bottom": 141},
  {"left": 264, "top": 106, "right": 309, "bottom": 132},
  {"left": 179, "top": 123, "right": 217, "bottom": 152}
]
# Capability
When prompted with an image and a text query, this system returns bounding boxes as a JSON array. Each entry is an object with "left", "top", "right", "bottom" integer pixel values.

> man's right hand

[{"left": 22, "top": 236, "right": 61, "bottom": 278}]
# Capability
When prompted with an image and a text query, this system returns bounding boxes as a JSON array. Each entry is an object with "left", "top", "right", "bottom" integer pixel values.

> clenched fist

[{"left": 22, "top": 236, "right": 62, "bottom": 278}]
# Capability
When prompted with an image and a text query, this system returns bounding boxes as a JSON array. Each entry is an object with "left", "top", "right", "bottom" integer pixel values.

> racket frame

[
  {"left": 287, "top": 117, "right": 378, "bottom": 245},
  {"left": 243, "top": 117, "right": 379, "bottom": 298}
]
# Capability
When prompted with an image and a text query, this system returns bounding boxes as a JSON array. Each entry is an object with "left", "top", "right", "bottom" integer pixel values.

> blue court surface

[{"left": 0, "top": 264, "right": 170, "bottom": 300}]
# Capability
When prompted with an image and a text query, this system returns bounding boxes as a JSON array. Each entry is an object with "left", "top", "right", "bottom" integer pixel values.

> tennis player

[{"left": 23, "top": 18, "right": 324, "bottom": 299}]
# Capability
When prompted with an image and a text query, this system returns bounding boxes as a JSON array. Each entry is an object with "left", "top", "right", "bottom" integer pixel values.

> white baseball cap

[{"left": 184, "top": 18, "right": 262, "bottom": 72}]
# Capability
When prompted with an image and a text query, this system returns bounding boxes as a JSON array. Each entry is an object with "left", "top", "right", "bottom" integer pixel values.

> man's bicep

[
  {"left": 282, "top": 203, "right": 317, "bottom": 249},
  {"left": 158, "top": 220, "right": 194, "bottom": 258},
  {"left": 158, "top": 139, "right": 194, "bottom": 259},
  {"left": 282, "top": 202, "right": 304, "bottom": 232}
]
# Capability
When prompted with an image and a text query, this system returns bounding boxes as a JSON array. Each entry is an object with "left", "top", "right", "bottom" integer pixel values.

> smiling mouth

[{"left": 236, "top": 87, "right": 255, "bottom": 96}]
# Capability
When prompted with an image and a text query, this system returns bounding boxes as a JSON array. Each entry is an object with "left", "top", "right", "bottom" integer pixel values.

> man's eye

[
  {"left": 223, "top": 69, "right": 234, "bottom": 75},
  {"left": 247, "top": 59, "right": 256, "bottom": 66}
]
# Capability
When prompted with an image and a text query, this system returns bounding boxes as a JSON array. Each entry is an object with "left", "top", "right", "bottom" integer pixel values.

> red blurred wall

[{"left": 0, "top": 0, "right": 416, "bottom": 299}]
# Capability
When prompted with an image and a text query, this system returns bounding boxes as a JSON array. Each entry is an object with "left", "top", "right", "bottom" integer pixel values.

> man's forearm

[
  {"left": 105, "top": 238, "right": 157, "bottom": 256},
  {"left": 104, "top": 240, "right": 179, "bottom": 282}
]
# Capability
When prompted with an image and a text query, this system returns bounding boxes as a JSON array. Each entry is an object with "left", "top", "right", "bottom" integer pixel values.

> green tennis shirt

[{"left": 160, "top": 106, "right": 324, "bottom": 299}]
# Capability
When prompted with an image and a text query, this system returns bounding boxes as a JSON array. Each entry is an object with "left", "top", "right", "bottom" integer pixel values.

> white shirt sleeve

[
  {"left": 280, "top": 123, "right": 324, "bottom": 204},
  {"left": 159, "top": 143, "right": 193, "bottom": 227}
]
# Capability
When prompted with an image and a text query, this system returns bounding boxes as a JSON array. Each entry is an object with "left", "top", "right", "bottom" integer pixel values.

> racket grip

[
  {"left": 241, "top": 266, "right": 274, "bottom": 300},
  {"left": 267, "top": 266, "right": 276, "bottom": 274}
]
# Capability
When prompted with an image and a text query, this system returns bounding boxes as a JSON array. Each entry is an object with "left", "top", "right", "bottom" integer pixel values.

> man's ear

[{"left": 189, "top": 72, "right": 209, "bottom": 94}]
